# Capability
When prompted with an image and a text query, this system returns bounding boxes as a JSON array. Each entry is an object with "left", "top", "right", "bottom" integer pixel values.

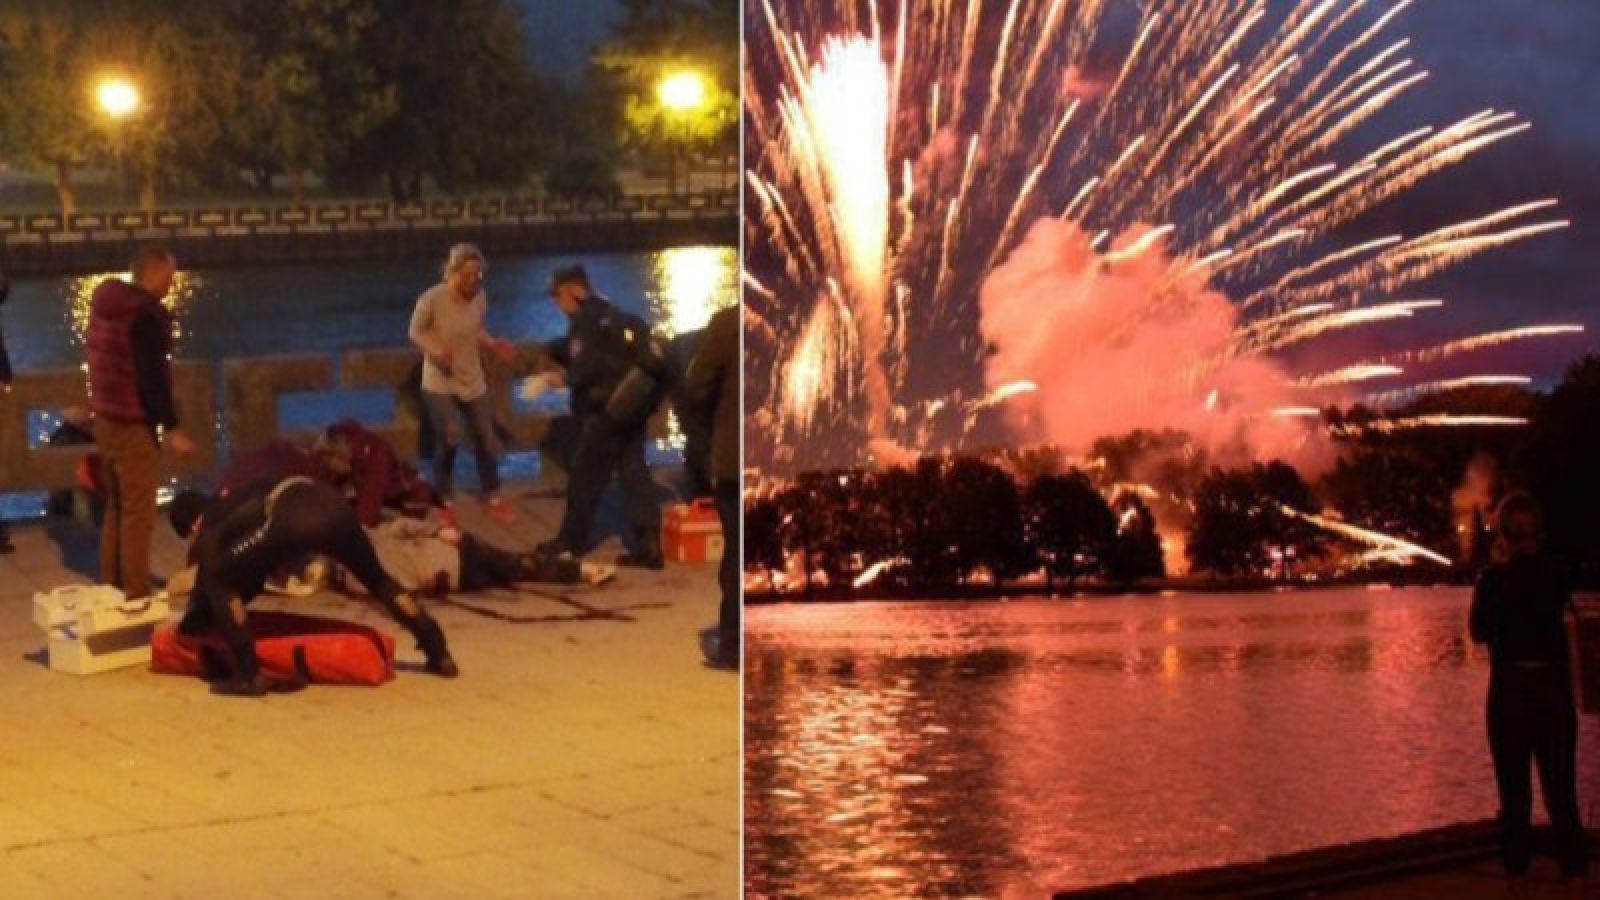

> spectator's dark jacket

[{"left": 684, "top": 305, "right": 739, "bottom": 483}]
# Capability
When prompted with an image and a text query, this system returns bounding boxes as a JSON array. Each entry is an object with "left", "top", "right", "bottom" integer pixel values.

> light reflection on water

[{"left": 745, "top": 588, "right": 1600, "bottom": 898}]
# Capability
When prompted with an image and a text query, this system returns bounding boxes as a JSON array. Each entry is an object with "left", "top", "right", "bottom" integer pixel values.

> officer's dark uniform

[{"left": 544, "top": 293, "right": 666, "bottom": 561}]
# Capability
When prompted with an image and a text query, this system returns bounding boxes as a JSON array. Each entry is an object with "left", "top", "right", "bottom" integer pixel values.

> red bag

[{"left": 151, "top": 611, "right": 396, "bottom": 686}]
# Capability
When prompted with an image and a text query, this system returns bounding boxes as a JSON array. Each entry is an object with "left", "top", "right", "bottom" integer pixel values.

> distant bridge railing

[
  {"left": 0, "top": 189, "right": 739, "bottom": 275},
  {"left": 0, "top": 343, "right": 628, "bottom": 492}
]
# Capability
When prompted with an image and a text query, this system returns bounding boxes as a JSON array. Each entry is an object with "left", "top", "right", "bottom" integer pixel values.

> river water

[{"left": 744, "top": 587, "right": 1600, "bottom": 898}]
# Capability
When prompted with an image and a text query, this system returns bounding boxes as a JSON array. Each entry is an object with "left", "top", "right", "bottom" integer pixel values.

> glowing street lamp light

[
  {"left": 96, "top": 78, "right": 140, "bottom": 120},
  {"left": 95, "top": 77, "right": 140, "bottom": 208},
  {"left": 657, "top": 71, "right": 709, "bottom": 196},
  {"left": 657, "top": 71, "right": 706, "bottom": 112}
]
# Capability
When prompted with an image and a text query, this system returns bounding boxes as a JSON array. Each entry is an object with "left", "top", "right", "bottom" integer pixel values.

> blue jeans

[{"left": 422, "top": 390, "right": 501, "bottom": 497}]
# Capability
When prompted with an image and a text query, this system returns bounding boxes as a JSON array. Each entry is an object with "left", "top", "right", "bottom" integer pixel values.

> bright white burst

[{"left": 746, "top": 0, "right": 1584, "bottom": 471}]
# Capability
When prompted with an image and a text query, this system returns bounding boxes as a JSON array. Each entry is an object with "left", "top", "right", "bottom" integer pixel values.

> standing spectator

[
  {"left": 409, "top": 244, "right": 515, "bottom": 522},
  {"left": 0, "top": 261, "right": 13, "bottom": 553},
  {"left": 536, "top": 264, "right": 668, "bottom": 568},
  {"left": 1469, "top": 492, "right": 1588, "bottom": 898},
  {"left": 86, "top": 246, "right": 195, "bottom": 599},
  {"left": 685, "top": 304, "right": 740, "bottom": 669}
]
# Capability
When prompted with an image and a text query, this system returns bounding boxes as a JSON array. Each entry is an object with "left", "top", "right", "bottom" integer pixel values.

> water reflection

[
  {"left": 745, "top": 589, "right": 1598, "bottom": 896},
  {"left": 648, "top": 245, "right": 737, "bottom": 337},
  {"left": 62, "top": 269, "right": 206, "bottom": 354}
]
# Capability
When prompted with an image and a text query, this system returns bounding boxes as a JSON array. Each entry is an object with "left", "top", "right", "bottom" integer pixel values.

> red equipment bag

[{"left": 151, "top": 611, "right": 396, "bottom": 686}]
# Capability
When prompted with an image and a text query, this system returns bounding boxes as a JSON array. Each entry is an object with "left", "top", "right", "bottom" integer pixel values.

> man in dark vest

[
  {"left": 537, "top": 264, "right": 668, "bottom": 568},
  {"left": 87, "top": 246, "right": 195, "bottom": 599}
]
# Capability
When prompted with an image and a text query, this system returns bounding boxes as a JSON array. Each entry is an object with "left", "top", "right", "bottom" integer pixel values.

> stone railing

[
  {"left": 0, "top": 189, "right": 739, "bottom": 275},
  {"left": 0, "top": 343, "right": 573, "bottom": 492}
]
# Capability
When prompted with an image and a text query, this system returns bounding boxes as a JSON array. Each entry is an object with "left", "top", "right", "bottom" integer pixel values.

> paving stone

[{"left": 0, "top": 488, "right": 739, "bottom": 898}]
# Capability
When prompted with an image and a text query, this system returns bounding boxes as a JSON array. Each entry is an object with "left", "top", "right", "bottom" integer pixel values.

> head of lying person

[
  {"left": 167, "top": 489, "right": 213, "bottom": 541},
  {"left": 312, "top": 431, "right": 354, "bottom": 481}
]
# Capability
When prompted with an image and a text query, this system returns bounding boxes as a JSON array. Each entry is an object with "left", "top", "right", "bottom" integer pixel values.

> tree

[
  {"left": 1520, "top": 353, "right": 1600, "bottom": 584},
  {"left": 1319, "top": 448, "right": 1455, "bottom": 560},
  {"left": 1187, "top": 467, "right": 1267, "bottom": 577},
  {"left": 743, "top": 492, "right": 785, "bottom": 591},
  {"left": 1023, "top": 471, "right": 1116, "bottom": 592},
  {"left": 595, "top": 0, "right": 738, "bottom": 191},
  {"left": 0, "top": 2, "right": 105, "bottom": 215},
  {"left": 1187, "top": 462, "right": 1324, "bottom": 578},
  {"left": 336, "top": 0, "right": 546, "bottom": 200},
  {"left": 221, "top": 0, "right": 395, "bottom": 203},
  {"left": 1107, "top": 493, "right": 1165, "bottom": 583}
]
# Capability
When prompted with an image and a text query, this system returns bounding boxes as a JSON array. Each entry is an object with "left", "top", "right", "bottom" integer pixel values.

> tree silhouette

[
  {"left": 1108, "top": 493, "right": 1165, "bottom": 583},
  {"left": 1024, "top": 471, "right": 1115, "bottom": 592}
]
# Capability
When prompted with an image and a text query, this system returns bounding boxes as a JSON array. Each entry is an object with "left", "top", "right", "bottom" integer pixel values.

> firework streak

[{"left": 746, "top": 0, "right": 1583, "bottom": 470}]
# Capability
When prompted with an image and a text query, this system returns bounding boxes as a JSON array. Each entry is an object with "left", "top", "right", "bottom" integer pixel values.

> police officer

[{"left": 537, "top": 265, "right": 667, "bottom": 568}]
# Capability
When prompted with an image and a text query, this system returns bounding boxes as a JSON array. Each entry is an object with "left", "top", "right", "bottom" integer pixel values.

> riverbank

[
  {"left": 1057, "top": 820, "right": 1595, "bottom": 898},
  {"left": 744, "top": 572, "right": 1468, "bottom": 604}
]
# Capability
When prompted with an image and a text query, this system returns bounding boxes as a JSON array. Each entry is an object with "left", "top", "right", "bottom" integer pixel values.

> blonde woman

[{"left": 409, "top": 244, "right": 516, "bottom": 521}]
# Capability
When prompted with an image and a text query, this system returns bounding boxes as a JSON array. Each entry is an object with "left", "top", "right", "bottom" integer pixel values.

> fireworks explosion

[{"left": 745, "top": 0, "right": 1585, "bottom": 473}]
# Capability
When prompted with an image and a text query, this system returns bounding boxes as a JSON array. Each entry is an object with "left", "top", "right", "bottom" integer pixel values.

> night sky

[{"left": 513, "top": 0, "right": 621, "bottom": 77}]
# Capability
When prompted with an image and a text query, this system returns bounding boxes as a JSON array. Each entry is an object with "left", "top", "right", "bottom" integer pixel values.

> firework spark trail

[
  {"left": 1294, "top": 364, "right": 1404, "bottom": 389},
  {"left": 1252, "top": 299, "right": 1444, "bottom": 352},
  {"left": 748, "top": 0, "right": 1581, "bottom": 470},
  {"left": 1331, "top": 415, "right": 1530, "bottom": 437},
  {"left": 1364, "top": 375, "right": 1533, "bottom": 408},
  {"left": 1371, "top": 325, "right": 1587, "bottom": 367},
  {"left": 1278, "top": 504, "right": 1452, "bottom": 566}
]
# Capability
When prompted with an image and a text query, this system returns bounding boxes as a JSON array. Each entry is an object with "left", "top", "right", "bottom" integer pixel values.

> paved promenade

[{"left": 0, "top": 482, "right": 739, "bottom": 898}]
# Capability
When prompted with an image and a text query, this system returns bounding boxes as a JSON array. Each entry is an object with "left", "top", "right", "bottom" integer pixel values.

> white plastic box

[{"left": 33, "top": 585, "right": 170, "bottom": 675}]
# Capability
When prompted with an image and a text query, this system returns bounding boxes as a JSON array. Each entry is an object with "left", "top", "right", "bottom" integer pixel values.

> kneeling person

[{"left": 168, "top": 477, "right": 458, "bottom": 696}]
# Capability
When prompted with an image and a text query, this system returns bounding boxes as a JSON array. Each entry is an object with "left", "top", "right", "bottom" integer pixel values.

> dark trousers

[
  {"left": 556, "top": 413, "right": 660, "bottom": 553},
  {"left": 422, "top": 390, "right": 500, "bottom": 497},
  {"left": 716, "top": 478, "right": 739, "bottom": 653},
  {"left": 1487, "top": 667, "right": 1588, "bottom": 877},
  {"left": 458, "top": 533, "right": 578, "bottom": 590}
]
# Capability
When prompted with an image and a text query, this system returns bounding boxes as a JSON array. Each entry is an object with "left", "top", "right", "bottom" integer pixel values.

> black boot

[
  {"left": 412, "top": 614, "right": 459, "bottom": 677},
  {"left": 617, "top": 529, "right": 664, "bottom": 570}
]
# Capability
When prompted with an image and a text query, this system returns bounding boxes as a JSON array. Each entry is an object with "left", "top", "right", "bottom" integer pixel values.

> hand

[
  {"left": 546, "top": 369, "right": 566, "bottom": 388},
  {"left": 492, "top": 337, "right": 514, "bottom": 363},
  {"left": 432, "top": 349, "right": 453, "bottom": 374},
  {"left": 166, "top": 427, "right": 196, "bottom": 457}
]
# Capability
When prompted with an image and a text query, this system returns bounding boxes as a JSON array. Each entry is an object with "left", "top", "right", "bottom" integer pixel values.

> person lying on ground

[
  {"left": 364, "top": 516, "right": 616, "bottom": 598},
  {"left": 166, "top": 477, "right": 458, "bottom": 697}
]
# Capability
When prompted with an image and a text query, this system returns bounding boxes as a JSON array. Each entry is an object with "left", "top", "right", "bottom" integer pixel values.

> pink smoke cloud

[{"left": 979, "top": 217, "right": 1332, "bottom": 469}]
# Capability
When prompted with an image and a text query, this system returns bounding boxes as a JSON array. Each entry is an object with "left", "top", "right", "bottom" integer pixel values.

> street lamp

[
  {"left": 96, "top": 77, "right": 140, "bottom": 208},
  {"left": 657, "top": 71, "right": 706, "bottom": 112},
  {"left": 656, "top": 70, "right": 707, "bottom": 195}
]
